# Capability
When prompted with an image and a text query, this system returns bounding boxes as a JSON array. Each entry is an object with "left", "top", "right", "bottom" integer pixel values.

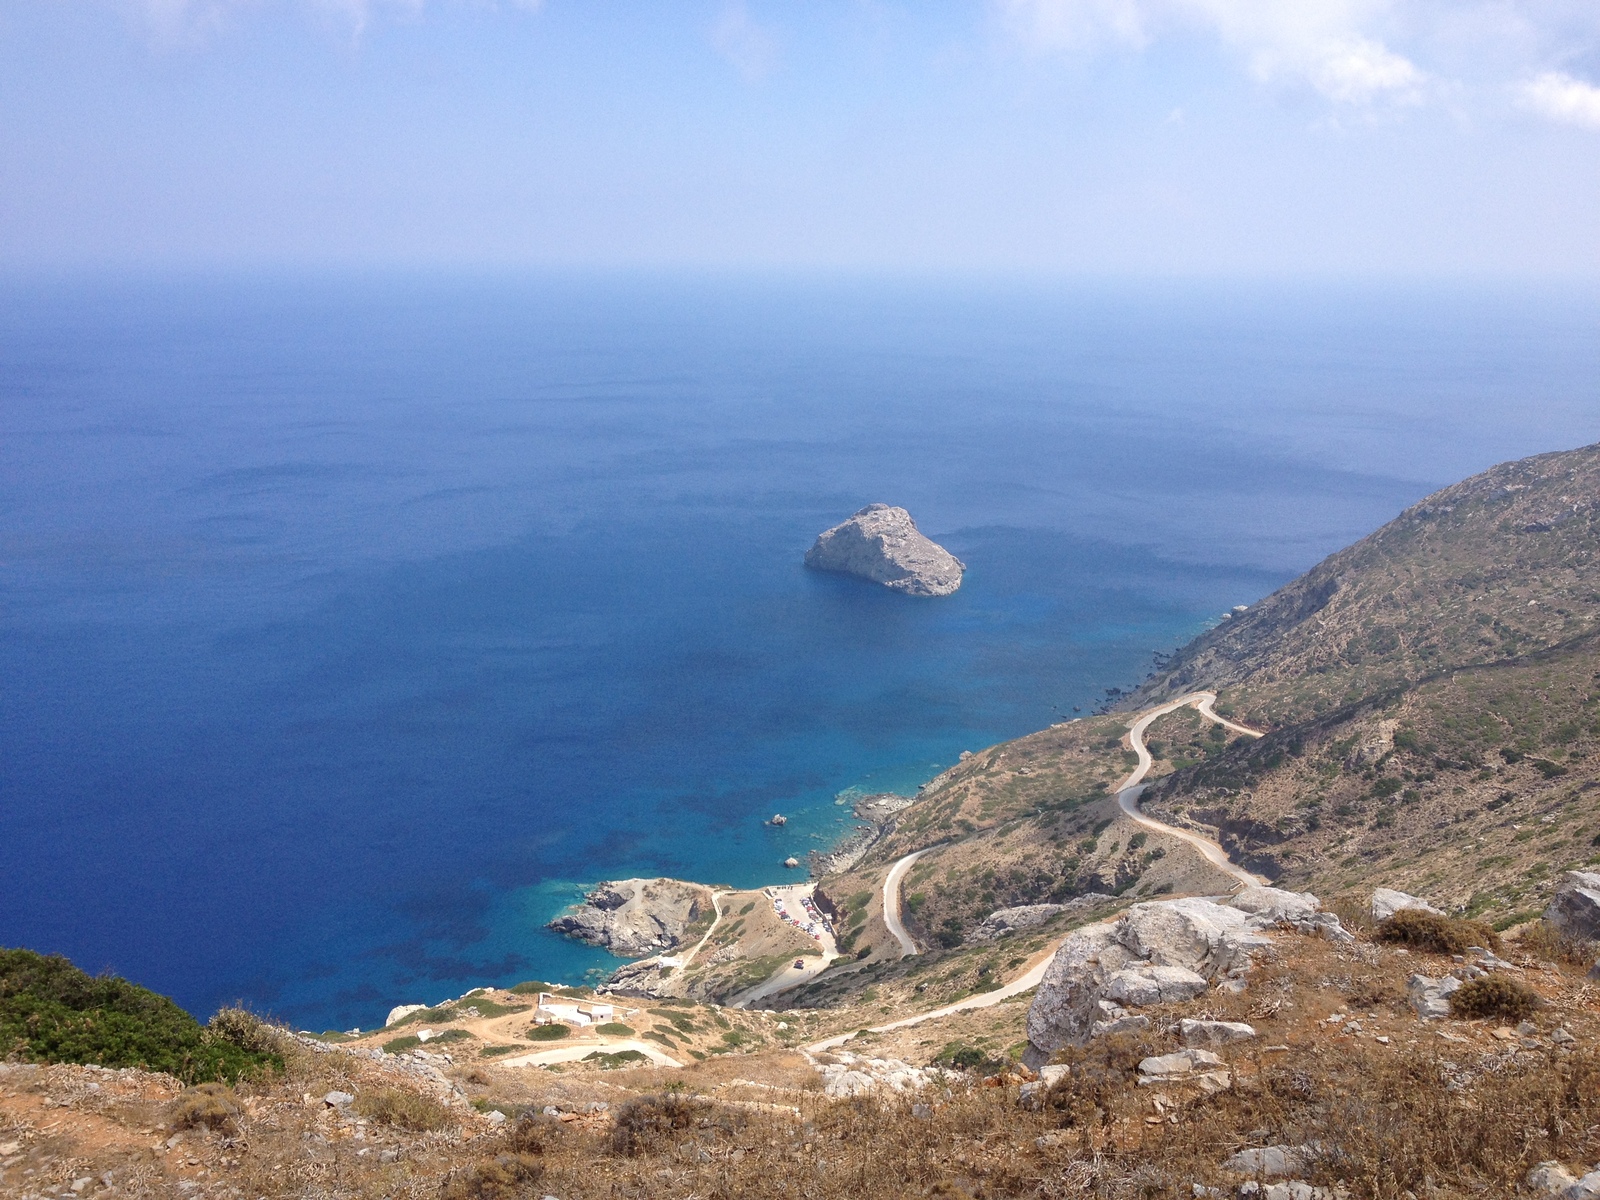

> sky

[{"left": 2, "top": 1, "right": 1599, "bottom": 275}]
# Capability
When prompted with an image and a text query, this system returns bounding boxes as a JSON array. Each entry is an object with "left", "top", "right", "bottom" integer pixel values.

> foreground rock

[
  {"left": 1023, "top": 889, "right": 1345, "bottom": 1066},
  {"left": 1545, "top": 870, "right": 1600, "bottom": 942},
  {"left": 804, "top": 504, "right": 964, "bottom": 597},
  {"left": 547, "top": 878, "right": 711, "bottom": 957},
  {"left": 1406, "top": 973, "right": 1463, "bottom": 1019}
]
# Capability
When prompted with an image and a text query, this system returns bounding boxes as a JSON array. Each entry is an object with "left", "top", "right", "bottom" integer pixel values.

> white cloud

[
  {"left": 710, "top": 2, "right": 778, "bottom": 83},
  {"left": 998, "top": 0, "right": 1429, "bottom": 104},
  {"left": 1518, "top": 70, "right": 1600, "bottom": 128}
]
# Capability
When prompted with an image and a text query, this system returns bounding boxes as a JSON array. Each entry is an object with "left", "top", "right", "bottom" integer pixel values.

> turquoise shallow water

[{"left": 2, "top": 275, "right": 1596, "bottom": 1030}]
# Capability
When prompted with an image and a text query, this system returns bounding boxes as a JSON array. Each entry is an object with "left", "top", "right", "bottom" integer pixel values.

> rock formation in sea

[
  {"left": 804, "top": 504, "right": 964, "bottom": 597},
  {"left": 546, "top": 878, "right": 710, "bottom": 958}
]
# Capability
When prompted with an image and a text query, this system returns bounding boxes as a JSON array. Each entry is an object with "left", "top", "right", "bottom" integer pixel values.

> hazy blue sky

[{"left": 3, "top": 1, "right": 1598, "bottom": 274}]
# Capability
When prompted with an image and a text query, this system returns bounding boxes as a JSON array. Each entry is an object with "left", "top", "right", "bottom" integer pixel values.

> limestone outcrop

[
  {"left": 804, "top": 504, "right": 964, "bottom": 597},
  {"left": 547, "top": 878, "right": 710, "bottom": 958},
  {"left": 1024, "top": 889, "right": 1345, "bottom": 1066},
  {"left": 971, "top": 895, "right": 1117, "bottom": 941}
]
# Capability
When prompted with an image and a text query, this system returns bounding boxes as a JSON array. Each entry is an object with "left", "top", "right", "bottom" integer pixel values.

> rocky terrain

[
  {"left": 803, "top": 504, "right": 964, "bottom": 596},
  {"left": 546, "top": 879, "right": 714, "bottom": 958}
]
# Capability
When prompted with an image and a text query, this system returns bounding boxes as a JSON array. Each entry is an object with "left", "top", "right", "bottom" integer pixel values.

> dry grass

[
  {"left": 440, "top": 1152, "right": 546, "bottom": 1200},
  {"left": 1516, "top": 918, "right": 1600, "bottom": 969},
  {"left": 167, "top": 1081, "right": 238, "bottom": 1130},
  {"left": 351, "top": 1085, "right": 455, "bottom": 1131}
]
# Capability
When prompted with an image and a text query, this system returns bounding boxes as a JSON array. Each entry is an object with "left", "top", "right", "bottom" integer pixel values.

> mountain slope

[{"left": 1129, "top": 442, "right": 1600, "bottom": 729}]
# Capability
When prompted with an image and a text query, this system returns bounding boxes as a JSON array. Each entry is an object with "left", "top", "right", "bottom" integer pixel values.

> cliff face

[
  {"left": 804, "top": 504, "right": 964, "bottom": 597},
  {"left": 546, "top": 878, "right": 710, "bottom": 958}
]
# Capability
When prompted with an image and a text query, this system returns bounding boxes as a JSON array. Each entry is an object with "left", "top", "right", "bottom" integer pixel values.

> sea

[{"left": 2, "top": 273, "right": 1597, "bottom": 1032}]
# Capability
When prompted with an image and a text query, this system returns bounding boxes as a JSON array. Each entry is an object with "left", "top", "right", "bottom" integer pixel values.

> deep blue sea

[{"left": 2, "top": 275, "right": 1597, "bottom": 1031}]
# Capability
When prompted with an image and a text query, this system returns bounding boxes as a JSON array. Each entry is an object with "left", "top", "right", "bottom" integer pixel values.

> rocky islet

[{"left": 803, "top": 504, "right": 965, "bottom": 597}]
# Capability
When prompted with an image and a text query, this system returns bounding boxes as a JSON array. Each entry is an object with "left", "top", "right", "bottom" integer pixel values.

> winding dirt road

[
  {"left": 881, "top": 849, "right": 927, "bottom": 957},
  {"left": 807, "top": 690, "right": 1264, "bottom": 1051},
  {"left": 1115, "top": 691, "right": 1264, "bottom": 889}
]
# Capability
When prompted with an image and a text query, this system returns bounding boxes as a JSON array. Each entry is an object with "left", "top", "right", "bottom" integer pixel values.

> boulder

[
  {"left": 1222, "top": 1145, "right": 1311, "bottom": 1178},
  {"left": 804, "top": 504, "right": 965, "bottom": 597},
  {"left": 1139, "top": 1048, "right": 1223, "bottom": 1079},
  {"left": 1406, "top": 973, "right": 1462, "bottom": 1019},
  {"left": 1527, "top": 1163, "right": 1580, "bottom": 1195},
  {"left": 547, "top": 878, "right": 711, "bottom": 958},
  {"left": 385, "top": 1004, "right": 427, "bottom": 1027},
  {"left": 1180, "top": 1019, "right": 1257, "bottom": 1047},
  {"left": 1566, "top": 1171, "right": 1600, "bottom": 1200},
  {"left": 1372, "top": 888, "right": 1442, "bottom": 924},
  {"left": 1017, "top": 1064, "right": 1069, "bottom": 1110},
  {"left": 1025, "top": 894, "right": 1285, "bottom": 1065},
  {"left": 1544, "top": 871, "right": 1600, "bottom": 943}
]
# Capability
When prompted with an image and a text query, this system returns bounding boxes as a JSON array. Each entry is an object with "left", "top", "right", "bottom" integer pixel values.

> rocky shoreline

[{"left": 808, "top": 791, "right": 917, "bottom": 876}]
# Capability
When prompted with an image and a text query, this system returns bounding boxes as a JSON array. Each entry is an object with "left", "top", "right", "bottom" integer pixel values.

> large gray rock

[
  {"left": 547, "top": 878, "right": 710, "bottom": 957},
  {"left": 1407, "top": 973, "right": 1462, "bottom": 1019},
  {"left": 804, "top": 504, "right": 965, "bottom": 597},
  {"left": 1372, "top": 888, "right": 1442, "bottom": 923},
  {"left": 1180, "top": 1018, "right": 1257, "bottom": 1047},
  {"left": 1544, "top": 871, "right": 1600, "bottom": 943},
  {"left": 1223, "top": 1145, "right": 1311, "bottom": 1178},
  {"left": 1024, "top": 894, "right": 1279, "bottom": 1065},
  {"left": 1527, "top": 1163, "right": 1579, "bottom": 1196}
]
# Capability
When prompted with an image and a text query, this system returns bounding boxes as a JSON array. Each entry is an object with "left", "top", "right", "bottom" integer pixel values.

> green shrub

[
  {"left": 382, "top": 1034, "right": 422, "bottom": 1054},
  {"left": 932, "top": 1042, "right": 1002, "bottom": 1074},
  {"left": 0, "top": 948, "right": 277, "bottom": 1083},
  {"left": 1376, "top": 909, "right": 1500, "bottom": 955},
  {"left": 1449, "top": 975, "right": 1542, "bottom": 1021},
  {"left": 594, "top": 1021, "right": 634, "bottom": 1036},
  {"left": 526, "top": 1023, "right": 570, "bottom": 1041},
  {"left": 584, "top": 1049, "right": 648, "bottom": 1068}
]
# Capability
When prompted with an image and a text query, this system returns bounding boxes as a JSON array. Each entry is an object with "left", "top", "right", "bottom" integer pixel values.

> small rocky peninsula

[
  {"left": 546, "top": 877, "right": 711, "bottom": 957},
  {"left": 804, "top": 504, "right": 964, "bottom": 597}
]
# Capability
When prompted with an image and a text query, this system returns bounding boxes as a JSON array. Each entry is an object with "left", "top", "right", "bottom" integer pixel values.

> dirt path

[
  {"left": 805, "top": 691, "right": 1264, "bottom": 1052},
  {"left": 881, "top": 848, "right": 927, "bottom": 957},
  {"left": 1115, "top": 690, "right": 1264, "bottom": 889},
  {"left": 656, "top": 889, "right": 729, "bottom": 972}
]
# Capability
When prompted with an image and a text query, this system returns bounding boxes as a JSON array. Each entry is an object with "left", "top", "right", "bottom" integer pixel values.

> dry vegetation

[{"left": 5, "top": 918, "right": 1597, "bottom": 1200}]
